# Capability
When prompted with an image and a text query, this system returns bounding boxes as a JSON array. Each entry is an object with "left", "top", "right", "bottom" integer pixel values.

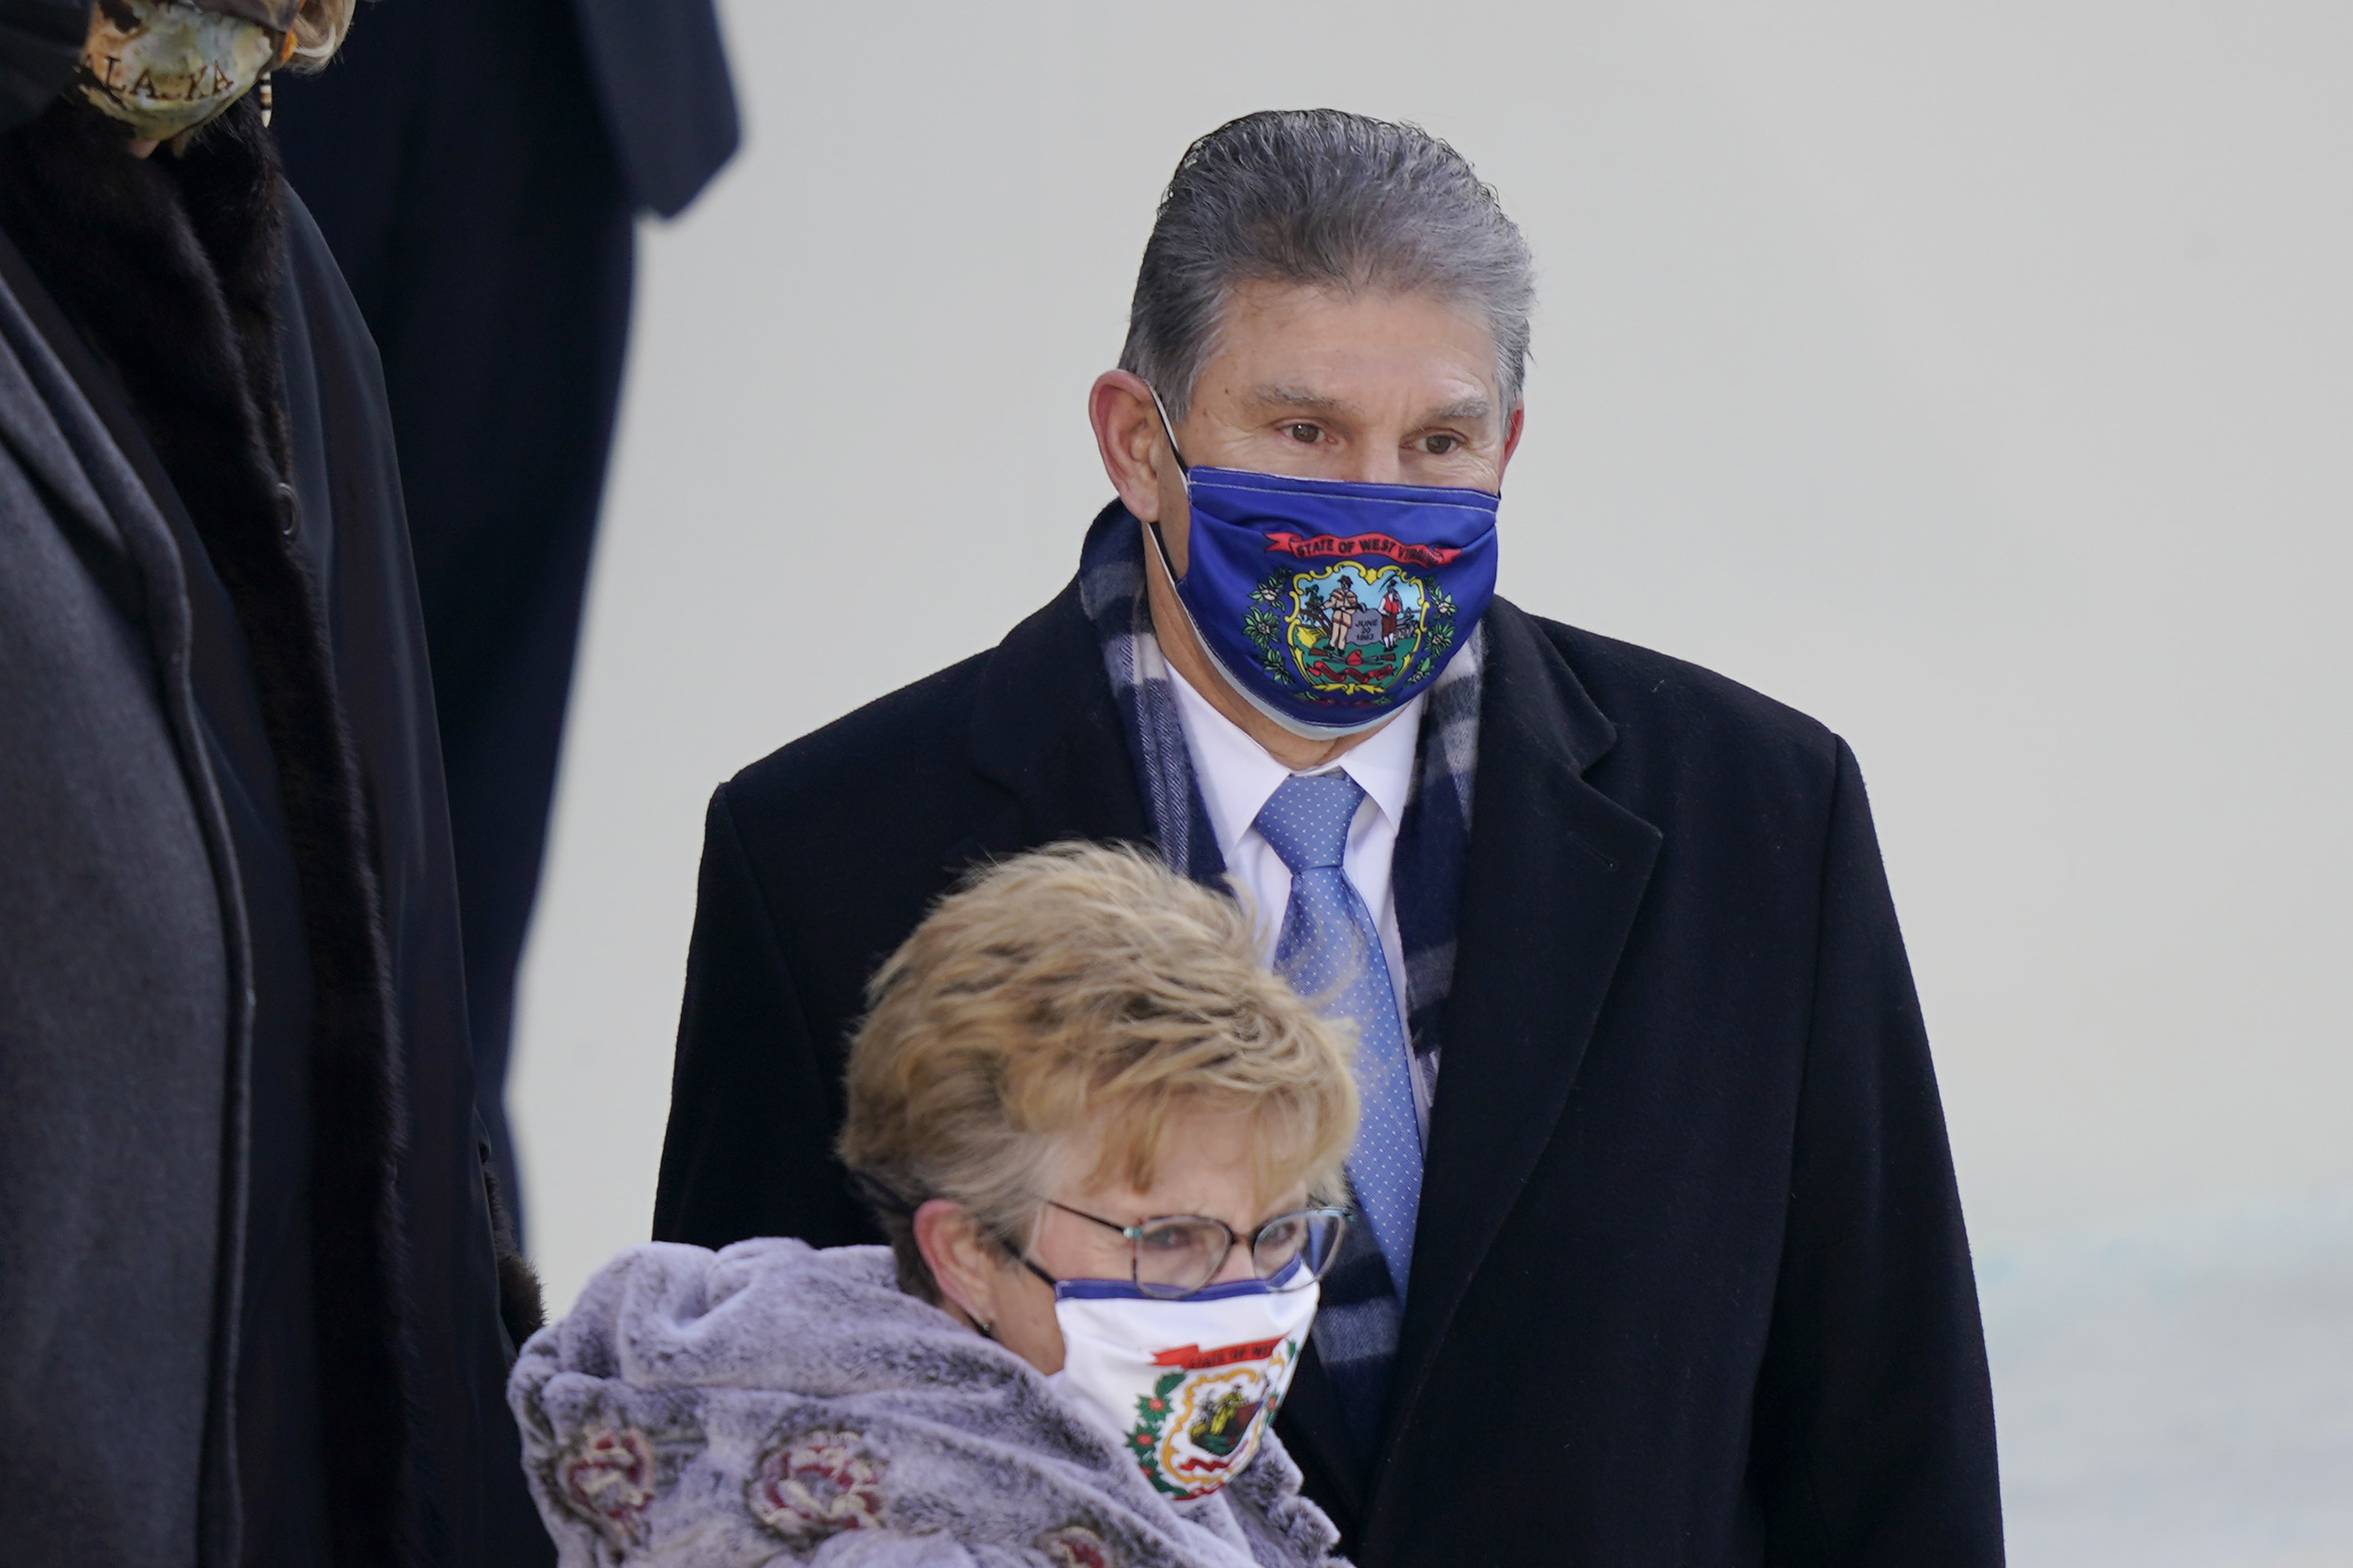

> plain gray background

[{"left": 505, "top": 2, "right": 2353, "bottom": 1560}]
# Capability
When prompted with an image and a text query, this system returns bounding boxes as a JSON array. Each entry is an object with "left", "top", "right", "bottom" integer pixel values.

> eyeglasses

[{"left": 1020, "top": 1199, "right": 1351, "bottom": 1300}]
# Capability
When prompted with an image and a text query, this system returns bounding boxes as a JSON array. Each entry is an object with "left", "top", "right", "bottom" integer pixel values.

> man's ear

[
  {"left": 913, "top": 1199, "right": 1005, "bottom": 1330},
  {"left": 1496, "top": 402, "right": 1526, "bottom": 482},
  {"left": 1089, "top": 369, "right": 1169, "bottom": 522}
]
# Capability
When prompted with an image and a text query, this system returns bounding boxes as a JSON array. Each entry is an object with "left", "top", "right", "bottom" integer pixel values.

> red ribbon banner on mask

[
  {"left": 1263, "top": 531, "right": 1462, "bottom": 568},
  {"left": 1150, "top": 1337, "right": 1286, "bottom": 1371}
]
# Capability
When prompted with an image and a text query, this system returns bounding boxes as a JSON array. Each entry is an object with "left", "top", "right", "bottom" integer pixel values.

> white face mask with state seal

[
  {"left": 1047, "top": 1276, "right": 1319, "bottom": 1501},
  {"left": 76, "top": 0, "right": 293, "bottom": 141}
]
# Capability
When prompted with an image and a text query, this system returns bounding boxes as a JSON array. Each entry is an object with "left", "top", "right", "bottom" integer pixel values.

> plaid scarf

[{"left": 1078, "top": 504, "right": 1482, "bottom": 1467}]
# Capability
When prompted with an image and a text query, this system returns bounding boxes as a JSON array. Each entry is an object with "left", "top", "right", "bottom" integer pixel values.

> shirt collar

[{"left": 1163, "top": 657, "right": 1424, "bottom": 860}]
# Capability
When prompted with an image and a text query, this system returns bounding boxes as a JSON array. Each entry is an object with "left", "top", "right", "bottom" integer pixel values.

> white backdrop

[{"left": 507, "top": 3, "right": 2353, "bottom": 1562}]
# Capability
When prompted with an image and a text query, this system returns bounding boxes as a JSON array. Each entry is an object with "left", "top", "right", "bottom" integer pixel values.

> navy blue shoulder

[
  {"left": 1546, "top": 618, "right": 1832, "bottom": 744},
  {"left": 278, "top": 183, "right": 384, "bottom": 387},
  {"left": 707, "top": 648, "right": 1016, "bottom": 1048},
  {"left": 727, "top": 649, "right": 995, "bottom": 816},
  {"left": 1522, "top": 612, "right": 1848, "bottom": 820}
]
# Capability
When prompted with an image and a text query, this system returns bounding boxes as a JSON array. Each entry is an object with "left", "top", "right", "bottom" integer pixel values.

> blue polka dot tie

[{"left": 1255, "top": 771, "right": 1423, "bottom": 1304}]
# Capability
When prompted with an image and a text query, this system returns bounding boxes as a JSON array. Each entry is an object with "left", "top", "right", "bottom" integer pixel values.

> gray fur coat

[{"left": 510, "top": 1240, "right": 1346, "bottom": 1567}]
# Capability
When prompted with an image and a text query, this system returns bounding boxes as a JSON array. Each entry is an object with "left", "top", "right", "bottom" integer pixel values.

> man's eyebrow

[
  {"left": 1244, "top": 387, "right": 1497, "bottom": 427},
  {"left": 1246, "top": 385, "right": 1366, "bottom": 418}
]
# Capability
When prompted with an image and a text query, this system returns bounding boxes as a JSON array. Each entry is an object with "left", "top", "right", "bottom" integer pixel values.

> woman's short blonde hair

[
  {"left": 838, "top": 842, "right": 1359, "bottom": 1302},
  {"left": 285, "top": 0, "right": 355, "bottom": 71}
]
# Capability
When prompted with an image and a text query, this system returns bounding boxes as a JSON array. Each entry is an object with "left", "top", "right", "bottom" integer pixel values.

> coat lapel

[
  {"left": 953, "top": 571, "right": 1158, "bottom": 868},
  {"left": 0, "top": 233, "right": 139, "bottom": 606},
  {"left": 1369, "top": 602, "right": 1663, "bottom": 1503},
  {"left": 1274, "top": 1339, "right": 1367, "bottom": 1530}
]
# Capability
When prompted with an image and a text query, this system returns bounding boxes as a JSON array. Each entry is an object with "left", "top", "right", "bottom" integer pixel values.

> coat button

[{"left": 277, "top": 480, "right": 300, "bottom": 538}]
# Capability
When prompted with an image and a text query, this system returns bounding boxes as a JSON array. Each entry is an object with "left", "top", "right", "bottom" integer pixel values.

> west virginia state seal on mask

[
  {"left": 1167, "top": 465, "right": 1500, "bottom": 738},
  {"left": 1146, "top": 388, "right": 1502, "bottom": 739},
  {"left": 1048, "top": 1276, "right": 1319, "bottom": 1501}
]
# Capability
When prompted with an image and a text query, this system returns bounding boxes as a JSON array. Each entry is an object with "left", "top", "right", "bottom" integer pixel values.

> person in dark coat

[
  {"left": 652, "top": 111, "right": 2004, "bottom": 1564},
  {"left": 0, "top": 2, "right": 549, "bottom": 1563},
  {"left": 268, "top": 0, "right": 739, "bottom": 1229}
]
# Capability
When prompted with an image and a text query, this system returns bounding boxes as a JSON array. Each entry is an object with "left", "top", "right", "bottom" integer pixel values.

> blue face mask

[{"left": 1146, "top": 393, "right": 1500, "bottom": 738}]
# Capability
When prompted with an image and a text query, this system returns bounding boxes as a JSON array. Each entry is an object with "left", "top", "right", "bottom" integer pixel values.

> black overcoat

[
  {"left": 0, "top": 173, "right": 540, "bottom": 1563},
  {"left": 653, "top": 522, "right": 2005, "bottom": 1565}
]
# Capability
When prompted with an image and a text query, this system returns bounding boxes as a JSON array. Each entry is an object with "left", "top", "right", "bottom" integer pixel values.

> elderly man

[{"left": 654, "top": 111, "right": 2002, "bottom": 1564}]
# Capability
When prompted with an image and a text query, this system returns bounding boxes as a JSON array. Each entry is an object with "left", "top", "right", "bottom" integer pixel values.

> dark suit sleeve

[
  {"left": 1749, "top": 740, "right": 2004, "bottom": 1566},
  {"left": 650, "top": 784, "right": 878, "bottom": 1250},
  {"left": 572, "top": 0, "right": 739, "bottom": 216}
]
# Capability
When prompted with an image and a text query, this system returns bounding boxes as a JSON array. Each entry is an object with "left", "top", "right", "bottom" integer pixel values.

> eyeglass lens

[{"left": 1130, "top": 1209, "right": 1347, "bottom": 1298}]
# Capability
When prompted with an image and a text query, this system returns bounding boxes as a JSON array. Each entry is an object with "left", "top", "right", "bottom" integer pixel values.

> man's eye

[
  {"left": 1421, "top": 434, "right": 1460, "bottom": 454},
  {"left": 1286, "top": 423, "right": 1322, "bottom": 444}
]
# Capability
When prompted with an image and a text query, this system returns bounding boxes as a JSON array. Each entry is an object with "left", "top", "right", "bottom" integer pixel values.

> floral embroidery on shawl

[
  {"left": 554, "top": 1424, "right": 659, "bottom": 1549},
  {"left": 748, "top": 1428, "right": 888, "bottom": 1544},
  {"left": 1035, "top": 1523, "right": 1120, "bottom": 1567}
]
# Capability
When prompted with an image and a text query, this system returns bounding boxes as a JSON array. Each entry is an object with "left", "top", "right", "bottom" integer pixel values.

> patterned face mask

[
  {"left": 1048, "top": 1276, "right": 1319, "bottom": 1501},
  {"left": 1147, "top": 388, "right": 1500, "bottom": 740},
  {"left": 76, "top": 0, "right": 291, "bottom": 140}
]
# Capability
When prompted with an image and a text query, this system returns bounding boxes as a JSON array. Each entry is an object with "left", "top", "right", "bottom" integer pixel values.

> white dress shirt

[{"left": 1162, "top": 661, "right": 1423, "bottom": 1035}]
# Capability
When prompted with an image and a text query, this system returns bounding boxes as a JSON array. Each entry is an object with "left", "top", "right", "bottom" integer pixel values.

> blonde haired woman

[{"left": 513, "top": 846, "right": 1360, "bottom": 1566}]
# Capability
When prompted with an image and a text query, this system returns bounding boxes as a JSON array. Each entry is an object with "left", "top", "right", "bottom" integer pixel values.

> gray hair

[{"left": 1120, "top": 109, "right": 1536, "bottom": 422}]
